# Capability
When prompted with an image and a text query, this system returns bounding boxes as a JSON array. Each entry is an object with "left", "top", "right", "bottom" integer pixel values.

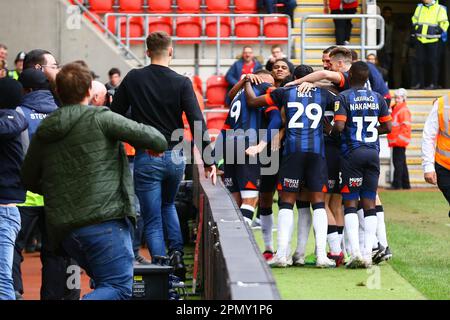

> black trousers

[
  {"left": 331, "top": 8, "right": 357, "bottom": 45},
  {"left": 392, "top": 147, "right": 411, "bottom": 189},
  {"left": 415, "top": 41, "right": 439, "bottom": 87},
  {"left": 436, "top": 162, "right": 450, "bottom": 208},
  {"left": 12, "top": 206, "right": 80, "bottom": 300}
]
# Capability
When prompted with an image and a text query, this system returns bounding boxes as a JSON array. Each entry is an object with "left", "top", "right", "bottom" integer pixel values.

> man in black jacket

[
  {"left": 0, "top": 78, "right": 27, "bottom": 300},
  {"left": 111, "top": 32, "right": 216, "bottom": 280}
]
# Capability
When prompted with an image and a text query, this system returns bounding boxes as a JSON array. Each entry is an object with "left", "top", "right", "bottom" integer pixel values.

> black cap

[
  {"left": 15, "top": 51, "right": 26, "bottom": 63},
  {"left": 18, "top": 68, "right": 50, "bottom": 90},
  {"left": 0, "top": 77, "right": 23, "bottom": 108}
]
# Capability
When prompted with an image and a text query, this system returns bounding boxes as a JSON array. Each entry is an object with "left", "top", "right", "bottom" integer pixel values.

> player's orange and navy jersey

[
  {"left": 334, "top": 87, "right": 391, "bottom": 156},
  {"left": 266, "top": 86, "right": 336, "bottom": 156}
]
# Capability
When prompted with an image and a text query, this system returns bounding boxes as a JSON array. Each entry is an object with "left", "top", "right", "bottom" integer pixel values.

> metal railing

[
  {"left": 103, "top": 13, "right": 292, "bottom": 74},
  {"left": 72, "top": 0, "right": 144, "bottom": 66},
  {"left": 191, "top": 147, "right": 280, "bottom": 300},
  {"left": 296, "top": 14, "right": 385, "bottom": 64}
]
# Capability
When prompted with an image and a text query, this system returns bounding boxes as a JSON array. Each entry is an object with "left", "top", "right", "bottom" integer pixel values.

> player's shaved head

[
  {"left": 293, "top": 65, "right": 314, "bottom": 79},
  {"left": 349, "top": 61, "right": 370, "bottom": 87},
  {"left": 330, "top": 47, "right": 353, "bottom": 66}
]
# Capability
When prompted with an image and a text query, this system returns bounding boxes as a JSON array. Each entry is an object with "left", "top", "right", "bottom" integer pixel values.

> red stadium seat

[
  {"left": 107, "top": 16, "right": 144, "bottom": 43},
  {"left": 89, "top": 0, "right": 114, "bottom": 13},
  {"left": 235, "top": 16, "right": 260, "bottom": 43},
  {"left": 148, "top": 0, "right": 172, "bottom": 13},
  {"left": 263, "top": 16, "right": 289, "bottom": 44},
  {"left": 206, "top": 75, "right": 228, "bottom": 108},
  {"left": 177, "top": 0, "right": 201, "bottom": 13},
  {"left": 205, "top": 17, "right": 231, "bottom": 44},
  {"left": 192, "top": 75, "right": 203, "bottom": 95},
  {"left": 234, "top": 0, "right": 257, "bottom": 13},
  {"left": 205, "top": 0, "right": 230, "bottom": 13},
  {"left": 148, "top": 16, "right": 173, "bottom": 35},
  {"left": 206, "top": 110, "right": 228, "bottom": 141},
  {"left": 119, "top": 0, "right": 144, "bottom": 12},
  {"left": 176, "top": 17, "right": 202, "bottom": 44}
]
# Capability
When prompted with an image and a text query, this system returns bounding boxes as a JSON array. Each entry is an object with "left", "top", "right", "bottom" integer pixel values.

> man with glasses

[{"left": 12, "top": 49, "right": 80, "bottom": 300}]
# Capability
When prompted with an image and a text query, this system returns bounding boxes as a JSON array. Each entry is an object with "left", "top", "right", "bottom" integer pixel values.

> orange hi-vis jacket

[
  {"left": 436, "top": 93, "right": 450, "bottom": 170},
  {"left": 387, "top": 102, "right": 412, "bottom": 148}
]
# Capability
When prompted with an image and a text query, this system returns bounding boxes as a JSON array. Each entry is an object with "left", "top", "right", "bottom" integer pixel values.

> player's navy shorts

[
  {"left": 259, "top": 147, "right": 281, "bottom": 193},
  {"left": 277, "top": 152, "right": 328, "bottom": 193},
  {"left": 325, "top": 142, "right": 341, "bottom": 194},
  {"left": 222, "top": 138, "right": 261, "bottom": 193},
  {"left": 224, "top": 162, "right": 261, "bottom": 193},
  {"left": 340, "top": 147, "right": 380, "bottom": 200}
]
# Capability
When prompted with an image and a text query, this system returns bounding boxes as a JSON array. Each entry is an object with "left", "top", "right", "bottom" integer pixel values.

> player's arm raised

[
  {"left": 228, "top": 74, "right": 264, "bottom": 101},
  {"left": 285, "top": 70, "right": 342, "bottom": 87},
  {"left": 244, "top": 80, "right": 270, "bottom": 108}
]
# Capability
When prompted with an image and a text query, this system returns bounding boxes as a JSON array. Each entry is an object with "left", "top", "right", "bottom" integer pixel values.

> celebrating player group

[{"left": 214, "top": 46, "right": 393, "bottom": 269}]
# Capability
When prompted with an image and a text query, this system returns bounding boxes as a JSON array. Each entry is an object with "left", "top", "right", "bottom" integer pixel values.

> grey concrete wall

[{"left": 0, "top": 0, "right": 134, "bottom": 83}]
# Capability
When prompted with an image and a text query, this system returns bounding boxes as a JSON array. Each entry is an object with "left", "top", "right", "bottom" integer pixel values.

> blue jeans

[
  {"left": 0, "top": 206, "right": 21, "bottom": 300},
  {"left": 134, "top": 149, "right": 186, "bottom": 258},
  {"left": 128, "top": 159, "right": 145, "bottom": 257},
  {"left": 62, "top": 219, "right": 134, "bottom": 300}
]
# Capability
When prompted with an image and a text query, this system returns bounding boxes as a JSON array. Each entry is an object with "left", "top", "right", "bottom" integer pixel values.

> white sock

[
  {"left": 277, "top": 208, "right": 294, "bottom": 258},
  {"left": 345, "top": 211, "right": 361, "bottom": 257},
  {"left": 357, "top": 207, "right": 365, "bottom": 251},
  {"left": 260, "top": 214, "right": 273, "bottom": 251},
  {"left": 313, "top": 206, "right": 328, "bottom": 259},
  {"left": 376, "top": 207, "right": 388, "bottom": 248},
  {"left": 327, "top": 231, "right": 341, "bottom": 254},
  {"left": 295, "top": 205, "right": 311, "bottom": 257},
  {"left": 364, "top": 213, "right": 378, "bottom": 259}
]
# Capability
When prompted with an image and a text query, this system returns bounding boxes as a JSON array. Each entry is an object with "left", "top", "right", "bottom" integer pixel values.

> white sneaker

[
  {"left": 316, "top": 256, "right": 336, "bottom": 268},
  {"left": 251, "top": 217, "right": 261, "bottom": 229},
  {"left": 292, "top": 252, "right": 305, "bottom": 266},
  {"left": 267, "top": 255, "right": 293, "bottom": 268},
  {"left": 345, "top": 254, "right": 366, "bottom": 269}
]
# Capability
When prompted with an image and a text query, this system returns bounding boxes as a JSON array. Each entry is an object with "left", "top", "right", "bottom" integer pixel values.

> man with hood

[
  {"left": 12, "top": 68, "right": 73, "bottom": 300},
  {"left": 0, "top": 77, "right": 27, "bottom": 300}
]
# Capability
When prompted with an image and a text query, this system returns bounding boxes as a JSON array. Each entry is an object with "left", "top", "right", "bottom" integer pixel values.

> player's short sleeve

[
  {"left": 333, "top": 95, "right": 348, "bottom": 122},
  {"left": 323, "top": 90, "right": 338, "bottom": 112},
  {"left": 266, "top": 87, "right": 285, "bottom": 107},
  {"left": 378, "top": 94, "right": 392, "bottom": 123}
]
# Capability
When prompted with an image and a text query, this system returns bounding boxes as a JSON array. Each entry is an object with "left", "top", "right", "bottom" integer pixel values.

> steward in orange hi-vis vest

[
  {"left": 435, "top": 93, "right": 450, "bottom": 170},
  {"left": 387, "top": 102, "right": 412, "bottom": 148}
]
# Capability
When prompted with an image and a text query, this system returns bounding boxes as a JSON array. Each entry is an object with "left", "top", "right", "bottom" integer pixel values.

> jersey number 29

[{"left": 287, "top": 102, "right": 322, "bottom": 129}]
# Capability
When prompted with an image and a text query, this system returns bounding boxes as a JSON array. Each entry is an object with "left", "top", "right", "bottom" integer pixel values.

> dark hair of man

[
  {"left": 56, "top": 63, "right": 92, "bottom": 105},
  {"left": 349, "top": 61, "right": 370, "bottom": 87},
  {"left": 23, "top": 49, "right": 52, "bottom": 70},
  {"left": 146, "top": 31, "right": 172, "bottom": 56},
  {"left": 293, "top": 64, "right": 314, "bottom": 79},
  {"left": 108, "top": 68, "right": 121, "bottom": 77},
  {"left": 271, "top": 44, "right": 282, "bottom": 51},
  {"left": 351, "top": 50, "right": 358, "bottom": 62},
  {"left": 254, "top": 69, "right": 272, "bottom": 76},
  {"left": 323, "top": 45, "right": 337, "bottom": 55},
  {"left": 274, "top": 58, "right": 290, "bottom": 67},
  {"left": 382, "top": 6, "right": 392, "bottom": 12},
  {"left": 0, "top": 44, "right": 7, "bottom": 50},
  {"left": 329, "top": 47, "right": 353, "bottom": 65},
  {"left": 73, "top": 60, "right": 89, "bottom": 68}
]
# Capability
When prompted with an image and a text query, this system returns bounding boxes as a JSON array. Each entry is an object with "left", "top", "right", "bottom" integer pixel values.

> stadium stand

[
  {"left": 234, "top": 16, "right": 261, "bottom": 43},
  {"left": 148, "top": 16, "right": 173, "bottom": 35},
  {"left": 205, "top": 0, "right": 230, "bottom": 13},
  {"left": 89, "top": 0, "right": 115, "bottom": 13},
  {"left": 205, "top": 16, "right": 231, "bottom": 43},
  {"left": 177, "top": 0, "right": 201, "bottom": 13},
  {"left": 147, "top": 0, "right": 172, "bottom": 13},
  {"left": 234, "top": 0, "right": 258, "bottom": 13},
  {"left": 175, "top": 16, "right": 202, "bottom": 44},
  {"left": 118, "top": 0, "right": 144, "bottom": 13},
  {"left": 205, "top": 75, "right": 228, "bottom": 108},
  {"left": 263, "top": 16, "right": 290, "bottom": 44}
]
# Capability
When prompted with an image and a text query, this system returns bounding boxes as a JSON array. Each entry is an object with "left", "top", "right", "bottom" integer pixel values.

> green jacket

[{"left": 21, "top": 104, "right": 168, "bottom": 251}]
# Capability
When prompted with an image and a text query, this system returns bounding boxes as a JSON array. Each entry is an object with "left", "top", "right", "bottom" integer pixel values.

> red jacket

[
  {"left": 387, "top": 102, "right": 412, "bottom": 148},
  {"left": 328, "top": 0, "right": 359, "bottom": 11}
]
